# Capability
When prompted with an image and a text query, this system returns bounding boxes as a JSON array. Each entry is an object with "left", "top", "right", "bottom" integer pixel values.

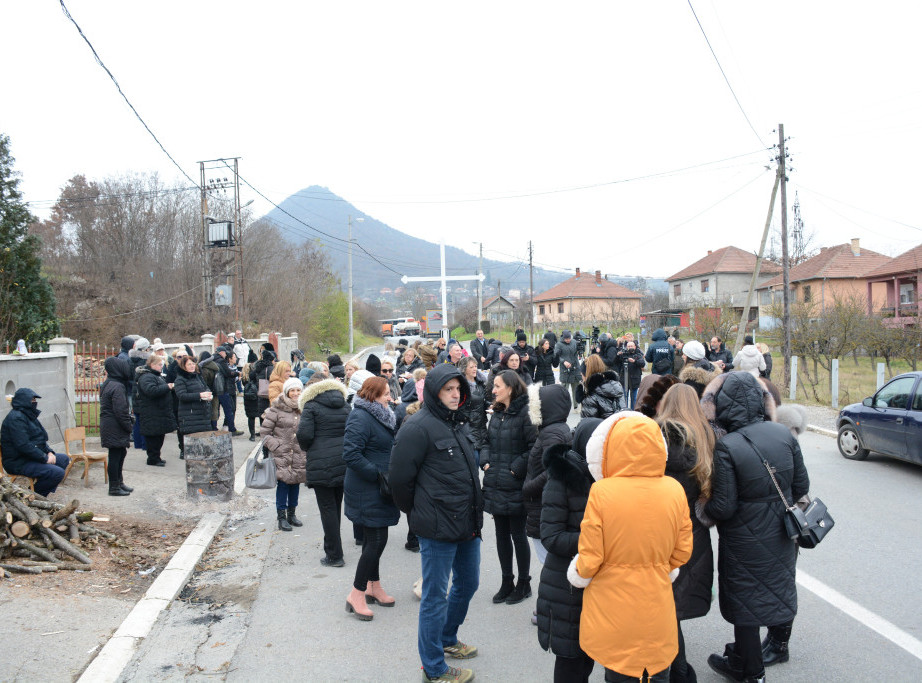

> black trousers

[
  {"left": 494, "top": 513, "right": 530, "bottom": 579},
  {"left": 107, "top": 447, "right": 127, "bottom": 488},
  {"left": 734, "top": 624, "right": 765, "bottom": 677},
  {"left": 605, "top": 667, "right": 669, "bottom": 682},
  {"left": 353, "top": 526, "right": 388, "bottom": 591},
  {"left": 247, "top": 415, "right": 257, "bottom": 438},
  {"left": 554, "top": 649, "right": 595, "bottom": 683},
  {"left": 314, "top": 485, "right": 344, "bottom": 561},
  {"left": 145, "top": 433, "right": 166, "bottom": 464}
]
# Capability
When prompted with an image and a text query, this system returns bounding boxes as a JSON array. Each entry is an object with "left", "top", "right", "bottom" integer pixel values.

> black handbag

[{"left": 760, "top": 458, "right": 834, "bottom": 549}]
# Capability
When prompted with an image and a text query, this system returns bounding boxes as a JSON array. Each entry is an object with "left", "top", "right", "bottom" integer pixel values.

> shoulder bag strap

[{"left": 739, "top": 432, "right": 793, "bottom": 509}]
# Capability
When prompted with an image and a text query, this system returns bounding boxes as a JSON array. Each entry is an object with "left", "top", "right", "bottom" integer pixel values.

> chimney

[
  {"left": 707, "top": 250, "right": 713, "bottom": 256},
  {"left": 575, "top": 268, "right": 581, "bottom": 278},
  {"left": 851, "top": 238, "right": 860, "bottom": 256},
  {"left": 595, "top": 270, "right": 602, "bottom": 284}
]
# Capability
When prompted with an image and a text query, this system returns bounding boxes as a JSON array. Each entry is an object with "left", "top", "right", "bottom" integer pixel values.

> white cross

[{"left": 401, "top": 240, "right": 485, "bottom": 339}]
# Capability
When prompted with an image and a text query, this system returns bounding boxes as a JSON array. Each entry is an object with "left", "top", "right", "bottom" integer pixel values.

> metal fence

[{"left": 74, "top": 341, "right": 112, "bottom": 435}]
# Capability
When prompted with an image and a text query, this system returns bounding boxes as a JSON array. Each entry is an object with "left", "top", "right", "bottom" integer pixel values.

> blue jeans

[
  {"left": 628, "top": 387, "right": 638, "bottom": 410},
  {"left": 276, "top": 481, "right": 300, "bottom": 510},
  {"left": 418, "top": 536, "right": 481, "bottom": 678},
  {"left": 218, "top": 393, "right": 237, "bottom": 432},
  {"left": 12, "top": 453, "right": 70, "bottom": 497}
]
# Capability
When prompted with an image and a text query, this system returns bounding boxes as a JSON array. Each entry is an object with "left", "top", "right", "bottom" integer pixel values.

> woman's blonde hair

[
  {"left": 655, "top": 383, "right": 716, "bottom": 498},
  {"left": 402, "top": 347, "right": 417, "bottom": 362},
  {"left": 412, "top": 367, "right": 427, "bottom": 381},
  {"left": 270, "top": 360, "right": 292, "bottom": 383},
  {"left": 582, "top": 354, "right": 607, "bottom": 387}
]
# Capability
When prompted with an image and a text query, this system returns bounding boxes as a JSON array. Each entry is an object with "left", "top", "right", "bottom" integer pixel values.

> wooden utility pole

[
  {"left": 477, "top": 242, "right": 483, "bottom": 330},
  {"left": 528, "top": 240, "right": 534, "bottom": 342},
  {"left": 778, "top": 124, "right": 792, "bottom": 390}
]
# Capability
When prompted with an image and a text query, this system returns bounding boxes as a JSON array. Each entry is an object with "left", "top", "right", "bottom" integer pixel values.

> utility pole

[
  {"left": 778, "top": 124, "right": 792, "bottom": 390},
  {"left": 528, "top": 240, "right": 534, "bottom": 343},
  {"left": 477, "top": 242, "right": 483, "bottom": 331},
  {"left": 348, "top": 215, "right": 354, "bottom": 354}
]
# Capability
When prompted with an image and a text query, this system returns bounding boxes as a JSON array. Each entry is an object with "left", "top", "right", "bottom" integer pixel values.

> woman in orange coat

[{"left": 568, "top": 411, "right": 693, "bottom": 682}]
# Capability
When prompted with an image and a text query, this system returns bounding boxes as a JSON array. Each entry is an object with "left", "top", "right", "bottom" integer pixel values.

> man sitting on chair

[{"left": 1, "top": 389, "right": 70, "bottom": 496}]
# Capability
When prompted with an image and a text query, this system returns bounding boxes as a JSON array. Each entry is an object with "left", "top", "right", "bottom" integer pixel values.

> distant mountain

[{"left": 262, "top": 186, "right": 571, "bottom": 298}]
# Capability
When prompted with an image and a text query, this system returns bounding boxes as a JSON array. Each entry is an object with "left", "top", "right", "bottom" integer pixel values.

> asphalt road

[{"left": 121, "top": 349, "right": 922, "bottom": 682}]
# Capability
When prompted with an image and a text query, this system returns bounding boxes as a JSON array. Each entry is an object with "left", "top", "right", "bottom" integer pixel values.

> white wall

[{"left": 0, "top": 346, "right": 73, "bottom": 449}]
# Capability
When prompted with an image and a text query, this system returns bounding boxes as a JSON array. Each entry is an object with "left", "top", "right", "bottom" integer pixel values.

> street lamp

[{"left": 348, "top": 215, "right": 364, "bottom": 354}]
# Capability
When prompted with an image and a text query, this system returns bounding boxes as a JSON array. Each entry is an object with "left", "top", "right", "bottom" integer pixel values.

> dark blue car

[{"left": 837, "top": 371, "right": 922, "bottom": 464}]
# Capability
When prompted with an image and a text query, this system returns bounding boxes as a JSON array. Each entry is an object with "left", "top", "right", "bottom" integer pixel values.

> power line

[
  {"left": 687, "top": 0, "right": 765, "bottom": 147},
  {"left": 58, "top": 0, "right": 199, "bottom": 188},
  {"left": 65, "top": 283, "right": 204, "bottom": 322},
  {"left": 792, "top": 183, "right": 922, "bottom": 232}
]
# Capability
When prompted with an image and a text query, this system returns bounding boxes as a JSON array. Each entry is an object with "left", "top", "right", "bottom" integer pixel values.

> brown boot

[
  {"left": 345, "top": 587, "right": 374, "bottom": 620},
  {"left": 365, "top": 580, "right": 396, "bottom": 606}
]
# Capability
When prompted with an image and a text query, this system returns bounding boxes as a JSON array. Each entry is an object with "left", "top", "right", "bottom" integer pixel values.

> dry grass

[{"left": 785, "top": 353, "right": 918, "bottom": 407}]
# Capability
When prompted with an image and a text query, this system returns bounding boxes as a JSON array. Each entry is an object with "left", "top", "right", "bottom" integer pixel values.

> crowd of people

[{"left": 0, "top": 326, "right": 805, "bottom": 683}]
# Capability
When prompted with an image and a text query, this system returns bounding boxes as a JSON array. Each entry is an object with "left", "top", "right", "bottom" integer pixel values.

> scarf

[{"left": 353, "top": 396, "right": 396, "bottom": 431}]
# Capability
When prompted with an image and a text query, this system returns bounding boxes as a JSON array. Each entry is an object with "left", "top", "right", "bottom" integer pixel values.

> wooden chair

[
  {"left": 0, "top": 444, "right": 37, "bottom": 491},
  {"left": 62, "top": 427, "right": 108, "bottom": 487}
]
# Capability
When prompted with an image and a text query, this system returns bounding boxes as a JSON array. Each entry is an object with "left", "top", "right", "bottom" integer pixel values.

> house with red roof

[
  {"left": 532, "top": 268, "right": 642, "bottom": 328},
  {"left": 756, "top": 239, "right": 890, "bottom": 326},
  {"left": 862, "top": 242, "right": 922, "bottom": 326}
]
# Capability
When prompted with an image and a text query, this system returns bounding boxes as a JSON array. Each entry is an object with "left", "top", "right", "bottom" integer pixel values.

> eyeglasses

[{"left": 381, "top": 369, "right": 394, "bottom": 374}]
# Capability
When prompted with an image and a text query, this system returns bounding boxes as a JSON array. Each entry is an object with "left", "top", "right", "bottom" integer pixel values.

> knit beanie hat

[
  {"left": 349, "top": 369, "right": 374, "bottom": 393},
  {"left": 516, "top": 332, "right": 527, "bottom": 342},
  {"left": 682, "top": 340, "right": 706, "bottom": 361},
  {"left": 365, "top": 353, "right": 382, "bottom": 376},
  {"left": 133, "top": 337, "right": 151, "bottom": 351},
  {"left": 282, "top": 378, "right": 302, "bottom": 396}
]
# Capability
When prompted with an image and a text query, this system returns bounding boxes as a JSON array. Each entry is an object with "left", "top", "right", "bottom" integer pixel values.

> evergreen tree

[{"left": 0, "top": 134, "right": 58, "bottom": 348}]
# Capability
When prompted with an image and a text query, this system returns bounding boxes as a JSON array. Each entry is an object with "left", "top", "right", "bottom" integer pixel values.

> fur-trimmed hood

[
  {"left": 585, "top": 411, "right": 667, "bottom": 482},
  {"left": 638, "top": 374, "right": 680, "bottom": 418},
  {"left": 527, "top": 382, "right": 571, "bottom": 427},
  {"left": 700, "top": 371, "right": 777, "bottom": 436},
  {"left": 542, "top": 442, "right": 593, "bottom": 495},
  {"left": 679, "top": 364, "right": 723, "bottom": 398},
  {"left": 298, "top": 378, "right": 348, "bottom": 410},
  {"left": 586, "top": 370, "right": 621, "bottom": 394},
  {"left": 776, "top": 404, "right": 807, "bottom": 437}
]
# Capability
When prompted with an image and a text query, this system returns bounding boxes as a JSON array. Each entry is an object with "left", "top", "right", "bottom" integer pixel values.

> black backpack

[{"left": 653, "top": 352, "right": 673, "bottom": 375}]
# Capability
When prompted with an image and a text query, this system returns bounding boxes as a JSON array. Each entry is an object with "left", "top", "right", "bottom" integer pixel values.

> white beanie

[
  {"left": 682, "top": 340, "right": 706, "bottom": 361},
  {"left": 282, "top": 378, "right": 302, "bottom": 397},
  {"left": 349, "top": 369, "right": 374, "bottom": 393}
]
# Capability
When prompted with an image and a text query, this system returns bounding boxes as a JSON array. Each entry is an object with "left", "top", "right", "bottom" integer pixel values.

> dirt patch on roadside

[{"left": 0, "top": 515, "right": 193, "bottom": 600}]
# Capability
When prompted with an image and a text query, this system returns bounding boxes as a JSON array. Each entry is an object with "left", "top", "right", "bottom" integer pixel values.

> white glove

[
  {"left": 567, "top": 554, "right": 592, "bottom": 588},
  {"left": 669, "top": 567, "right": 680, "bottom": 583}
]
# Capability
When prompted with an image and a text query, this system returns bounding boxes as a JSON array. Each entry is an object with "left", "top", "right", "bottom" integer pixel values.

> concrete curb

[
  {"left": 77, "top": 512, "right": 226, "bottom": 683},
  {"left": 348, "top": 345, "right": 375, "bottom": 364},
  {"left": 807, "top": 424, "right": 837, "bottom": 438}
]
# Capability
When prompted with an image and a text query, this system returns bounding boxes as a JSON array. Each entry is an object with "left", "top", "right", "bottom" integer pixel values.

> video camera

[{"left": 573, "top": 330, "right": 587, "bottom": 358}]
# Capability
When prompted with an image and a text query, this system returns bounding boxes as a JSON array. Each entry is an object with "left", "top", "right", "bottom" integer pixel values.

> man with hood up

[
  {"left": 645, "top": 328, "right": 674, "bottom": 376},
  {"left": 0, "top": 389, "right": 70, "bottom": 496},
  {"left": 390, "top": 364, "right": 483, "bottom": 683}
]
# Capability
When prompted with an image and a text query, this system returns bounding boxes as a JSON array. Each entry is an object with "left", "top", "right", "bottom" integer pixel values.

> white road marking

[{"left": 798, "top": 570, "right": 922, "bottom": 662}]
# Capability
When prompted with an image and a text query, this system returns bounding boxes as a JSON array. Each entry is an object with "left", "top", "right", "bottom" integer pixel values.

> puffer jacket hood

[
  {"left": 297, "top": 378, "right": 348, "bottom": 409},
  {"left": 678, "top": 364, "right": 722, "bottom": 398},
  {"left": 10, "top": 388, "right": 41, "bottom": 411},
  {"left": 735, "top": 344, "right": 766, "bottom": 376},
  {"left": 586, "top": 411, "right": 667, "bottom": 481},
  {"left": 104, "top": 356, "right": 133, "bottom": 384},
  {"left": 400, "top": 378, "right": 419, "bottom": 403},
  {"left": 651, "top": 328, "right": 667, "bottom": 342},
  {"left": 702, "top": 371, "right": 776, "bottom": 434},
  {"left": 423, "top": 363, "right": 470, "bottom": 421},
  {"left": 527, "top": 382, "right": 571, "bottom": 427}
]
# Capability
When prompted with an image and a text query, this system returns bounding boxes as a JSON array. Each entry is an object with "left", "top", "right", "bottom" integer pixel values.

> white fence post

[
  {"left": 877, "top": 362, "right": 886, "bottom": 390},
  {"left": 789, "top": 356, "right": 798, "bottom": 402},
  {"left": 831, "top": 358, "right": 839, "bottom": 410}
]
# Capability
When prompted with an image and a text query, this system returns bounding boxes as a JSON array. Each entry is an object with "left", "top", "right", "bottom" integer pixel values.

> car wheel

[{"left": 837, "top": 424, "right": 869, "bottom": 460}]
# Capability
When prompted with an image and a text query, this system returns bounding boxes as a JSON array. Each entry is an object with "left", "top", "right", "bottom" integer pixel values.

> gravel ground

[{"left": 798, "top": 402, "right": 840, "bottom": 432}]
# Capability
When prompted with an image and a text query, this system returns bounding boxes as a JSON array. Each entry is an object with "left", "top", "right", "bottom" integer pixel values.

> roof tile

[
  {"left": 533, "top": 272, "right": 643, "bottom": 303},
  {"left": 665, "top": 246, "right": 780, "bottom": 282},
  {"left": 759, "top": 243, "right": 891, "bottom": 288}
]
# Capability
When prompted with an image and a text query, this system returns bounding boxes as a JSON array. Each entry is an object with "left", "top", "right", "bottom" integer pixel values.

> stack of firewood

[{"left": 0, "top": 478, "right": 117, "bottom": 576}]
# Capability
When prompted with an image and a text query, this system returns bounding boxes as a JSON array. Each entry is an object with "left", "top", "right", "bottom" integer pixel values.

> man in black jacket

[
  {"left": 514, "top": 332, "right": 536, "bottom": 377},
  {"left": 645, "top": 328, "right": 674, "bottom": 376},
  {"left": 707, "top": 336, "right": 735, "bottom": 372},
  {"left": 0, "top": 389, "right": 70, "bottom": 496},
  {"left": 214, "top": 345, "right": 243, "bottom": 436},
  {"left": 390, "top": 364, "right": 483, "bottom": 683},
  {"left": 616, "top": 340, "right": 646, "bottom": 408},
  {"left": 469, "top": 329, "right": 490, "bottom": 370}
]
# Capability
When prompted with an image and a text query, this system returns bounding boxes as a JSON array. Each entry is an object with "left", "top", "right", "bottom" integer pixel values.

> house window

[
  {"left": 701, "top": 279, "right": 709, "bottom": 293},
  {"left": 674, "top": 284, "right": 681, "bottom": 297},
  {"left": 538, "top": 304, "right": 545, "bottom": 315},
  {"left": 557, "top": 302, "right": 564, "bottom": 314},
  {"left": 803, "top": 285, "right": 812, "bottom": 302}
]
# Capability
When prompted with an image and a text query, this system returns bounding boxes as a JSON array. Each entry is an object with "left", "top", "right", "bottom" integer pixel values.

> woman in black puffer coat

[
  {"left": 576, "top": 354, "right": 625, "bottom": 419},
  {"left": 251, "top": 349, "right": 276, "bottom": 421},
  {"left": 703, "top": 372, "right": 810, "bottom": 682},
  {"left": 100, "top": 357, "right": 134, "bottom": 496},
  {"left": 173, "top": 355, "right": 214, "bottom": 444},
  {"left": 536, "top": 418, "right": 601, "bottom": 683},
  {"left": 297, "top": 377, "right": 351, "bottom": 567},
  {"left": 456, "top": 357, "right": 487, "bottom": 462},
  {"left": 481, "top": 370, "right": 538, "bottom": 606},
  {"left": 135, "top": 354, "right": 177, "bottom": 467},
  {"left": 533, "top": 339, "right": 557, "bottom": 386},
  {"left": 655, "top": 383, "right": 716, "bottom": 683}
]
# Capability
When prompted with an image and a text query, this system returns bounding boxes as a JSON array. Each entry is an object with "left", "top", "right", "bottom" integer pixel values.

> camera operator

[{"left": 616, "top": 340, "right": 646, "bottom": 409}]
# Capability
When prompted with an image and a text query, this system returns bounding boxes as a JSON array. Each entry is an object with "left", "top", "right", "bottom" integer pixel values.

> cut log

[
  {"left": 184, "top": 431, "right": 235, "bottom": 501},
  {"left": 78, "top": 523, "right": 116, "bottom": 541},
  {"left": 21, "top": 561, "right": 92, "bottom": 571},
  {"left": 28, "top": 500, "right": 61, "bottom": 512},
  {"left": 0, "top": 563, "right": 42, "bottom": 574},
  {"left": 10, "top": 521, "right": 30, "bottom": 538},
  {"left": 76, "top": 511, "right": 94, "bottom": 523},
  {"left": 39, "top": 527, "right": 91, "bottom": 565},
  {"left": 50, "top": 500, "right": 79, "bottom": 525},
  {"left": 15, "top": 538, "right": 59, "bottom": 563},
  {"left": 6, "top": 497, "right": 41, "bottom": 527},
  {"left": 67, "top": 514, "right": 80, "bottom": 543}
]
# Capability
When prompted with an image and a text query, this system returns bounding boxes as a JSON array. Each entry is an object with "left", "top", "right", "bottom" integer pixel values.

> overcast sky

[{"left": 4, "top": 1, "right": 921, "bottom": 280}]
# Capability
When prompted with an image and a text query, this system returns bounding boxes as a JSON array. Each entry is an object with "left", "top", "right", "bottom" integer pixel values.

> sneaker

[
  {"left": 443, "top": 641, "right": 478, "bottom": 659},
  {"left": 232, "top": 430, "right": 244, "bottom": 437},
  {"left": 423, "top": 666, "right": 474, "bottom": 682}
]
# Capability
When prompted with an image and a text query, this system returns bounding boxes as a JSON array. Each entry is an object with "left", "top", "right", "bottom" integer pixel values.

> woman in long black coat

[
  {"left": 456, "top": 357, "right": 487, "bottom": 462},
  {"left": 536, "top": 418, "right": 601, "bottom": 683},
  {"left": 297, "top": 377, "right": 351, "bottom": 567},
  {"left": 481, "top": 370, "right": 538, "bottom": 605},
  {"left": 342, "top": 376, "right": 400, "bottom": 621},
  {"left": 655, "top": 383, "right": 716, "bottom": 683},
  {"left": 173, "top": 355, "right": 214, "bottom": 446},
  {"left": 135, "top": 354, "right": 177, "bottom": 467},
  {"left": 703, "top": 372, "right": 809, "bottom": 682},
  {"left": 533, "top": 338, "right": 557, "bottom": 386},
  {"left": 99, "top": 357, "right": 134, "bottom": 496}
]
